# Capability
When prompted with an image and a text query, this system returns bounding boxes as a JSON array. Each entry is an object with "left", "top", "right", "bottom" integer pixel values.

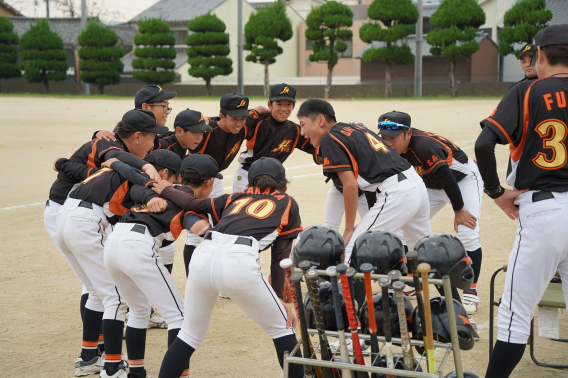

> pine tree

[
  {"left": 133, "top": 18, "right": 176, "bottom": 85},
  {"left": 187, "top": 13, "right": 232, "bottom": 96},
  {"left": 426, "top": 0, "right": 485, "bottom": 97},
  {"left": 78, "top": 20, "right": 124, "bottom": 94},
  {"left": 305, "top": 1, "right": 353, "bottom": 99},
  {"left": 19, "top": 19, "right": 68, "bottom": 94},
  {"left": 359, "top": 0, "right": 418, "bottom": 97},
  {"left": 0, "top": 17, "right": 21, "bottom": 93},
  {"left": 498, "top": 0, "right": 552, "bottom": 56},
  {"left": 244, "top": 1, "right": 292, "bottom": 97}
]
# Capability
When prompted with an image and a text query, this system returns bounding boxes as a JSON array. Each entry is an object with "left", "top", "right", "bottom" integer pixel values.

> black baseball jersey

[
  {"left": 48, "top": 138, "right": 127, "bottom": 205},
  {"left": 320, "top": 122, "right": 411, "bottom": 190},
  {"left": 69, "top": 162, "right": 157, "bottom": 224},
  {"left": 239, "top": 114, "right": 317, "bottom": 167},
  {"left": 161, "top": 185, "right": 302, "bottom": 251},
  {"left": 157, "top": 132, "right": 188, "bottom": 160},
  {"left": 402, "top": 128, "right": 470, "bottom": 189},
  {"left": 121, "top": 186, "right": 207, "bottom": 248},
  {"left": 190, "top": 109, "right": 260, "bottom": 171},
  {"left": 480, "top": 76, "right": 568, "bottom": 191}
]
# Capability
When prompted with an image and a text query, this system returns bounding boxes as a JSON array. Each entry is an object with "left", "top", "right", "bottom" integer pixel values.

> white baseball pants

[
  {"left": 232, "top": 163, "right": 249, "bottom": 193},
  {"left": 324, "top": 185, "right": 370, "bottom": 231}
]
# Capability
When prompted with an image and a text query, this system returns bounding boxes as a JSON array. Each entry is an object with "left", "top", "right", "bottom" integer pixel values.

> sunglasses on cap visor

[{"left": 378, "top": 121, "right": 410, "bottom": 130}]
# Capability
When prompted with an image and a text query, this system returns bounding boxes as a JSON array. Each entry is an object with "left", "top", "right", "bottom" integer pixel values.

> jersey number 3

[
  {"left": 228, "top": 197, "right": 276, "bottom": 219},
  {"left": 533, "top": 119, "right": 567, "bottom": 170},
  {"left": 365, "top": 133, "right": 389, "bottom": 152}
]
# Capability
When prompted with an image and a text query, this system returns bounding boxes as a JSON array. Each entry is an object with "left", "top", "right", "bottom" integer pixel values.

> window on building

[
  {"left": 338, "top": 40, "right": 352, "bottom": 58},
  {"left": 172, "top": 30, "right": 188, "bottom": 45},
  {"left": 306, "top": 39, "right": 313, "bottom": 50}
]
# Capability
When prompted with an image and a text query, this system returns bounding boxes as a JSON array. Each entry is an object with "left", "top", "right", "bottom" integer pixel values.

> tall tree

[
  {"left": 498, "top": 0, "right": 552, "bottom": 56},
  {"left": 359, "top": 0, "right": 418, "bottom": 97},
  {"left": 305, "top": 1, "right": 353, "bottom": 99},
  {"left": 133, "top": 18, "right": 176, "bottom": 86},
  {"left": 244, "top": 1, "right": 292, "bottom": 97},
  {"left": 186, "top": 13, "right": 232, "bottom": 96},
  {"left": 426, "top": 0, "right": 485, "bottom": 97},
  {"left": 0, "top": 16, "right": 21, "bottom": 93},
  {"left": 78, "top": 20, "right": 124, "bottom": 95},
  {"left": 19, "top": 19, "right": 68, "bottom": 94}
]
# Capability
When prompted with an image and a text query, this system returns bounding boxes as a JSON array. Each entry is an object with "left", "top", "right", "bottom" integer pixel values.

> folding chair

[{"left": 489, "top": 264, "right": 567, "bottom": 369}]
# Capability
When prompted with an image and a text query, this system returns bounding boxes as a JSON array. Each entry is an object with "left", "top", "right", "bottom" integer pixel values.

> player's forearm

[
  {"left": 55, "top": 158, "right": 97, "bottom": 182},
  {"left": 475, "top": 127, "right": 502, "bottom": 194},
  {"left": 270, "top": 238, "right": 294, "bottom": 299},
  {"left": 110, "top": 161, "right": 157, "bottom": 188},
  {"left": 160, "top": 186, "right": 208, "bottom": 214},
  {"left": 104, "top": 149, "right": 147, "bottom": 170},
  {"left": 433, "top": 165, "right": 464, "bottom": 211}
]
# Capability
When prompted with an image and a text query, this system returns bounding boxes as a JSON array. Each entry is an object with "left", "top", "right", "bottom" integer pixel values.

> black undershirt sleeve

[
  {"left": 129, "top": 184, "right": 158, "bottom": 204},
  {"left": 104, "top": 149, "right": 147, "bottom": 170},
  {"left": 55, "top": 158, "right": 97, "bottom": 182},
  {"left": 270, "top": 238, "right": 294, "bottom": 299},
  {"left": 432, "top": 165, "right": 464, "bottom": 211},
  {"left": 160, "top": 186, "right": 208, "bottom": 214},
  {"left": 474, "top": 127, "right": 501, "bottom": 192},
  {"left": 181, "top": 213, "right": 207, "bottom": 235}
]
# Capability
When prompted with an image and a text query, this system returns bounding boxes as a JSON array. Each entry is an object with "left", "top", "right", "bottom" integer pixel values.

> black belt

[
  {"left": 397, "top": 172, "right": 407, "bottom": 182},
  {"left": 131, "top": 224, "right": 147, "bottom": 234},
  {"left": 532, "top": 191, "right": 554, "bottom": 203},
  {"left": 241, "top": 163, "right": 250, "bottom": 171},
  {"left": 78, "top": 200, "right": 93, "bottom": 209},
  {"left": 204, "top": 232, "right": 253, "bottom": 247}
]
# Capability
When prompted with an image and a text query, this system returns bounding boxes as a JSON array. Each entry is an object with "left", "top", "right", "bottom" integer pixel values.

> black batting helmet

[
  {"left": 350, "top": 230, "right": 407, "bottom": 275},
  {"left": 291, "top": 226, "right": 344, "bottom": 269},
  {"left": 412, "top": 296, "right": 479, "bottom": 351},
  {"left": 415, "top": 233, "right": 474, "bottom": 291},
  {"left": 303, "top": 281, "right": 350, "bottom": 331},
  {"left": 360, "top": 291, "right": 413, "bottom": 338}
]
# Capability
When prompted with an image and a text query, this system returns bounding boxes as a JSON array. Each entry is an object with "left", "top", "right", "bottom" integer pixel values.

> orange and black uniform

[{"left": 157, "top": 132, "right": 188, "bottom": 160}]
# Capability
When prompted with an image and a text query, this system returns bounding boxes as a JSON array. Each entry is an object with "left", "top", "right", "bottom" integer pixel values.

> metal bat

[
  {"left": 360, "top": 263, "right": 381, "bottom": 377},
  {"left": 326, "top": 266, "right": 352, "bottom": 378},
  {"left": 392, "top": 280, "right": 414, "bottom": 371},
  {"left": 378, "top": 277, "right": 395, "bottom": 376},
  {"left": 407, "top": 251, "right": 428, "bottom": 347},
  {"left": 418, "top": 263, "right": 437, "bottom": 374}
]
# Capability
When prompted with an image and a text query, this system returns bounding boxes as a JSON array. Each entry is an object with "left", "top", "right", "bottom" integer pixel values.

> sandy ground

[{"left": 0, "top": 96, "right": 566, "bottom": 378}]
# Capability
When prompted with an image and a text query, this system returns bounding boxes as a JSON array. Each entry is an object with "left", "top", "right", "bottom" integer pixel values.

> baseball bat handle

[
  {"left": 418, "top": 263, "right": 437, "bottom": 374},
  {"left": 393, "top": 283, "right": 414, "bottom": 370}
]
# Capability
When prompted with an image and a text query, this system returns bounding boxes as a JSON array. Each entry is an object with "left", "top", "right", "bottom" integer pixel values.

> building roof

[
  {"left": 0, "top": 0, "right": 23, "bottom": 16},
  {"left": 547, "top": 0, "right": 568, "bottom": 25},
  {"left": 131, "top": 0, "right": 228, "bottom": 22},
  {"left": 355, "top": 31, "right": 492, "bottom": 59},
  {"left": 422, "top": 2, "right": 440, "bottom": 18},
  {"left": 121, "top": 47, "right": 188, "bottom": 73},
  {"left": 108, "top": 22, "right": 137, "bottom": 46}
]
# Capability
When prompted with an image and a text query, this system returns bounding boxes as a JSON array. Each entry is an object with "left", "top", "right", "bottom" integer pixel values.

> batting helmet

[
  {"left": 415, "top": 233, "right": 474, "bottom": 291},
  {"left": 291, "top": 226, "right": 344, "bottom": 269},
  {"left": 302, "top": 281, "right": 350, "bottom": 331},
  {"left": 350, "top": 230, "right": 407, "bottom": 275},
  {"left": 375, "top": 353, "right": 423, "bottom": 377},
  {"left": 360, "top": 291, "right": 413, "bottom": 338},
  {"left": 412, "top": 296, "right": 479, "bottom": 351}
]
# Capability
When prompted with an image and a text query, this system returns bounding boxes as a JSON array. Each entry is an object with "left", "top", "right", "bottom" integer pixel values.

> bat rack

[{"left": 283, "top": 269, "right": 466, "bottom": 378}]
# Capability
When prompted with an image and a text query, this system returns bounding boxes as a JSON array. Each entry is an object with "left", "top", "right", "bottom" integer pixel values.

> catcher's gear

[
  {"left": 415, "top": 233, "right": 474, "bottom": 291},
  {"left": 303, "top": 281, "right": 350, "bottom": 331},
  {"left": 412, "top": 296, "right": 479, "bottom": 351},
  {"left": 291, "top": 225, "right": 344, "bottom": 270},
  {"left": 350, "top": 230, "right": 407, "bottom": 275},
  {"left": 376, "top": 353, "right": 423, "bottom": 377},
  {"left": 360, "top": 291, "right": 413, "bottom": 338}
]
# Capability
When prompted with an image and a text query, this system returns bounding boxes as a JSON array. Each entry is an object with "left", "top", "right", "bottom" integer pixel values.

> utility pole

[
  {"left": 80, "top": 0, "right": 89, "bottom": 94},
  {"left": 414, "top": 0, "right": 423, "bottom": 97},
  {"left": 237, "top": 0, "right": 244, "bottom": 94},
  {"left": 46, "top": 0, "right": 49, "bottom": 18}
]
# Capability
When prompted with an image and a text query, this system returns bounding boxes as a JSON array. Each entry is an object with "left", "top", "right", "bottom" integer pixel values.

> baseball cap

[
  {"left": 220, "top": 93, "right": 249, "bottom": 118},
  {"left": 535, "top": 24, "right": 568, "bottom": 47},
  {"left": 377, "top": 111, "right": 411, "bottom": 138},
  {"left": 517, "top": 44, "right": 535, "bottom": 59},
  {"left": 135, "top": 85, "right": 177, "bottom": 108},
  {"left": 174, "top": 109, "right": 212, "bottom": 133},
  {"left": 121, "top": 109, "right": 169, "bottom": 135},
  {"left": 270, "top": 83, "right": 297, "bottom": 102},
  {"left": 248, "top": 157, "right": 286, "bottom": 183},
  {"left": 181, "top": 153, "right": 223, "bottom": 180},
  {"left": 144, "top": 149, "right": 182, "bottom": 175}
]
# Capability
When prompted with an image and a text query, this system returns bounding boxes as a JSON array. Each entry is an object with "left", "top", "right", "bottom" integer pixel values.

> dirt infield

[{"left": 0, "top": 96, "right": 566, "bottom": 377}]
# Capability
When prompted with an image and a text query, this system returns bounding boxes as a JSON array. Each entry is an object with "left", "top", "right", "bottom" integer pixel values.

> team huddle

[{"left": 43, "top": 23, "right": 568, "bottom": 378}]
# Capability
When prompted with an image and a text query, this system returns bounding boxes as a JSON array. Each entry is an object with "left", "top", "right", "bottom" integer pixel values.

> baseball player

[
  {"left": 476, "top": 24, "right": 568, "bottom": 378},
  {"left": 104, "top": 154, "right": 218, "bottom": 378},
  {"left": 378, "top": 110, "right": 483, "bottom": 314},
  {"left": 136, "top": 84, "right": 177, "bottom": 126},
  {"left": 154, "top": 157, "right": 303, "bottom": 378},
  {"left": 232, "top": 83, "right": 318, "bottom": 192},
  {"left": 56, "top": 110, "right": 169, "bottom": 378},
  {"left": 297, "top": 99, "right": 432, "bottom": 307},
  {"left": 517, "top": 44, "right": 538, "bottom": 82}
]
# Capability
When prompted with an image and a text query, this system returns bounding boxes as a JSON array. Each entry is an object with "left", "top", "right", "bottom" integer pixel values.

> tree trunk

[
  {"left": 264, "top": 60, "right": 270, "bottom": 98},
  {"left": 98, "top": 84, "right": 104, "bottom": 95},
  {"left": 449, "top": 59, "right": 458, "bottom": 97},
  {"left": 43, "top": 72, "right": 50, "bottom": 94},
  {"left": 385, "top": 60, "right": 392, "bottom": 98},
  {"left": 325, "top": 41, "right": 335, "bottom": 99},
  {"left": 205, "top": 79, "right": 212, "bottom": 96}
]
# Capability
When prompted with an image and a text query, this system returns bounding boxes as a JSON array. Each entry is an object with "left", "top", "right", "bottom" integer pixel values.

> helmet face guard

[
  {"left": 291, "top": 225, "right": 345, "bottom": 270},
  {"left": 415, "top": 233, "right": 474, "bottom": 291},
  {"left": 351, "top": 230, "right": 407, "bottom": 275}
]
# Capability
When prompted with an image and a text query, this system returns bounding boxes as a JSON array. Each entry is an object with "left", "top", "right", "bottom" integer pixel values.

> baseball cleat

[
  {"left": 148, "top": 311, "right": 167, "bottom": 329},
  {"left": 99, "top": 360, "right": 128, "bottom": 378},
  {"left": 462, "top": 293, "right": 480, "bottom": 315},
  {"left": 468, "top": 317, "right": 479, "bottom": 339},
  {"left": 403, "top": 284, "right": 416, "bottom": 297},
  {"left": 326, "top": 337, "right": 371, "bottom": 356},
  {"left": 75, "top": 355, "right": 101, "bottom": 376}
]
